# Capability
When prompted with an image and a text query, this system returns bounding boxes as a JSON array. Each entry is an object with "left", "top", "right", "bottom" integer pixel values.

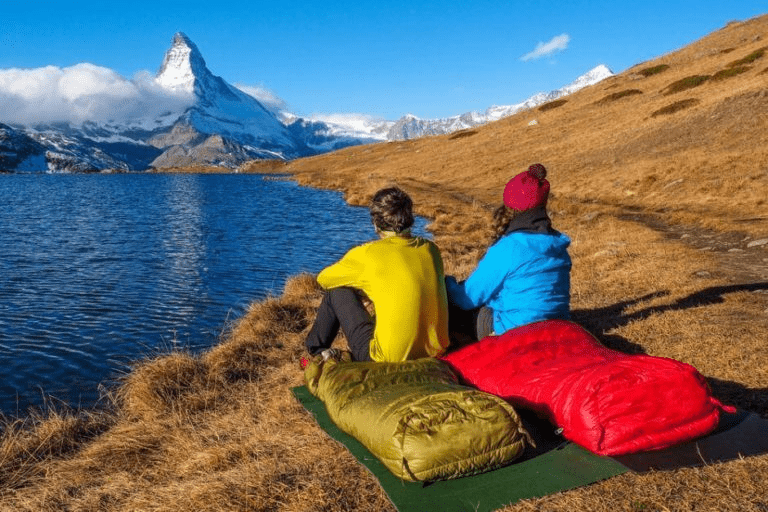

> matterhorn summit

[
  {"left": 146, "top": 32, "right": 310, "bottom": 167},
  {"left": 155, "top": 33, "right": 205, "bottom": 93},
  {"left": 154, "top": 32, "right": 263, "bottom": 109}
]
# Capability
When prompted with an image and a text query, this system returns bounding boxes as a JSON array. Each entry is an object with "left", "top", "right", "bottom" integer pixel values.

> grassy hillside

[{"left": 2, "top": 14, "right": 767, "bottom": 511}]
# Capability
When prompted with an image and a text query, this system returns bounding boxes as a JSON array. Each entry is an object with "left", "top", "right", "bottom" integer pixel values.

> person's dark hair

[
  {"left": 369, "top": 187, "right": 414, "bottom": 233},
  {"left": 490, "top": 204, "right": 519, "bottom": 243}
]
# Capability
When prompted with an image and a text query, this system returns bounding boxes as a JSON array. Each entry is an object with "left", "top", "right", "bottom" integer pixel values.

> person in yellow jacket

[{"left": 305, "top": 186, "right": 450, "bottom": 362}]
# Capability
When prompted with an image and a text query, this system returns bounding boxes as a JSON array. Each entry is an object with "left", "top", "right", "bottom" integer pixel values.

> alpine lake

[{"left": 0, "top": 172, "right": 429, "bottom": 416}]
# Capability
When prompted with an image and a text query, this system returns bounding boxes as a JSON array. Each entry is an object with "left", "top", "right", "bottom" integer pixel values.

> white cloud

[
  {"left": 234, "top": 83, "right": 287, "bottom": 114},
  {"left": 307, "top": 113, "right": 382, "bottom": 128},
  {"left": 301, "top": 113, "right": 391, "bottom": 138},
  {"left": 0, "top": 63, "right": 194, "bottom": 126},
  {"left": 520, "top": 34, "right": 571, "bottom": 62}
]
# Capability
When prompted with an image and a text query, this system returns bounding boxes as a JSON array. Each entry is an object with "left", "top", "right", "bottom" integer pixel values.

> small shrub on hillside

[
  {"left": 727, "top": 47, "right": 766, "bottom": 67},
  {"left": 663, "top": 75, "right": 710, "bottom": 95},
  {"left": 118, "top": 352, "right": 209, "bottom": 417},
  {"left": 720, "top": 47, "right": 736, "bottom": 54},
  {"left": 597, "top": 89, "right": 643, "bottom": 105},
  {"left": 651, "top": 98, "right": 701, "bottom": 117},
  {"left": 449, "top": 129, "right": 477, "bottom": 140},
  {"left": 711, "top": 66, "right": 752, "bottom": 81},
  {"left": 538, "top": 99, "right": 568, "bottom": 112},
  {"left": 637, "top": 64, "right": 670, "bottom": 77}
]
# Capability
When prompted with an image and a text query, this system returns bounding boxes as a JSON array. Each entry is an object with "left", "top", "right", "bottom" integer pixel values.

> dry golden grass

[{"left": 2, "top": 13, "right": 768, "bottom": 511}]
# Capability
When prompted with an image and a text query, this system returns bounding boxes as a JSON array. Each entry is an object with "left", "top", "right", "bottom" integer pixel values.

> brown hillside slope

[
  {"left": 278, "top": 16, "right": 767, "bottom": 231},
  {"left": 1, "top": 14, "right": 767, "bottom": 512}
]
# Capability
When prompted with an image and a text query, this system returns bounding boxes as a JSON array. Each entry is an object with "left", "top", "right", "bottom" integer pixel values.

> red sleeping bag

[{"left": 442, "top": 319, "right": 734, "bottom": 456}]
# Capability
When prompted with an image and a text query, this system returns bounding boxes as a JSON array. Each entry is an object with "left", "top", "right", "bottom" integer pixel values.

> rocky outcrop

[{"left": 0, "top": 124, "right": 47, "bottom": 172}]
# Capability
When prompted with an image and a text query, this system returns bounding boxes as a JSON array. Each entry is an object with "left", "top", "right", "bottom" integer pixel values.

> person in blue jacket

[{"left": 445, "top": 163, "right": 571, "bottom": 340}]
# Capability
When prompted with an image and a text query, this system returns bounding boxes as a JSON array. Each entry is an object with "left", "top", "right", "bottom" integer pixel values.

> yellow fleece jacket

[{"left": 317, "top": 235, "right": 449, "bottom": 362}]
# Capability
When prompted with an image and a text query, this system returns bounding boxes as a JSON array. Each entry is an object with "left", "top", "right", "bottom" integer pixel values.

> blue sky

[{"left": 1, "top": 1, "right": 766, "bottom": 121}]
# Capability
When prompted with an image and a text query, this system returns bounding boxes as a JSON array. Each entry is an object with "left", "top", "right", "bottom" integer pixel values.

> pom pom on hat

[
  {"left": 503, "top": 163, "right": 550, "bottom": 211},
  {"left": 527, "top": 163, "right": 547, "bottom": 181}
]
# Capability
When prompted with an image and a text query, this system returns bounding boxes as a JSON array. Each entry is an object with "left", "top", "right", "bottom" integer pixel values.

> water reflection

[
  {"left": 0, "top": 173, "right": 428, "bottom": 415},
  {"left": 160, "top": 174, "right": 207, "bottom": 334}
]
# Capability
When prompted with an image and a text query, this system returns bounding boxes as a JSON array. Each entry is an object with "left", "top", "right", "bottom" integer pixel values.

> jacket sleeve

[
  {"left": 317, "top": 244, "right": 368, "bottom": 290},
  {"left": 446, "top": 242, "right": 509, "bottom": 310}
]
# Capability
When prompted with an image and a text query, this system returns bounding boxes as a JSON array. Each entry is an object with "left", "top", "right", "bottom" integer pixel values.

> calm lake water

[{"left": 0, "top": 173, "right": 428, "bottom": 416}]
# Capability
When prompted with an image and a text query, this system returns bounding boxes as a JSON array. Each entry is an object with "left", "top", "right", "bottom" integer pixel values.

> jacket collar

[
  {"left": 378, "top": 228, "right": 413, "bottom": 239},
  {"left": 505, "top": 205, "right": 553, "bottom": 235}
]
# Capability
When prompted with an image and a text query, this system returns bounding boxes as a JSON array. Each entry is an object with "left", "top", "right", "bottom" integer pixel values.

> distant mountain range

[{"left": 0, "top": 33, "right": 612, "bottom": 173}]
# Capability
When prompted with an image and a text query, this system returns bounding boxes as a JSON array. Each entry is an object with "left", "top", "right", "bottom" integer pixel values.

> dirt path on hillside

[{"left": 617, "top": 210, "right": 768, "bottom": 284}]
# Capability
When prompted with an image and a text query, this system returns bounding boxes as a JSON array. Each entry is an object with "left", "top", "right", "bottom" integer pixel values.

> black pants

[
  {"left": 305, "top": 287, "right": 373, "bottom": 362},
  {"left": 448, "top": 303, "right": 495, "bottom": 344}
]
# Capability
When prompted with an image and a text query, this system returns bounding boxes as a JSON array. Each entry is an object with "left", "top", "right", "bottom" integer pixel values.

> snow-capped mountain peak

[
  {"left": 147, "top": 32, "right": 307, "bottom": 166},
  {"left": 0, "top": 33, "right": 313, "bottom": 172},
  {"left": 556, "top": 64, "right": 614, "bottom": 96},
  {"left": 155, "top": 32, "right": 207, "bottom": 93}
]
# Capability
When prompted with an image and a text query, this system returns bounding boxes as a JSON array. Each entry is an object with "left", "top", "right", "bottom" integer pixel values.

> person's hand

[{"left": 352, "top": 289, "right": 375, "bottom": 316}]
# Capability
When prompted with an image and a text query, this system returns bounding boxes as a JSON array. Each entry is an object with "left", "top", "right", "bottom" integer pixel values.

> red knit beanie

[{"left": 502, "top": 163, "right": 550, "bottom": 211}]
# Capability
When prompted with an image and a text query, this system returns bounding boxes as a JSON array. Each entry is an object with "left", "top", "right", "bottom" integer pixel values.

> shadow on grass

[
  {"left": 707, "top": 377, "right": 768, "bottom": 417},
  {"left": 573, "top": 282, "right": 768, "bottom": 344},
  {"left": 573, "top": 281, "right": 768, "bottom": 416}
]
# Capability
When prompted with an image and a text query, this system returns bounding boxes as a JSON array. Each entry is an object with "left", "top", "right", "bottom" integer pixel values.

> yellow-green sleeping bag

[{"left": 304, "top": 355, "right": 532, "bottom": 482}]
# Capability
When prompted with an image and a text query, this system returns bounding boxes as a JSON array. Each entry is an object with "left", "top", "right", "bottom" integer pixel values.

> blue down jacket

[{"left": 446, "top": 230, "right": 571, "bottom": 335}]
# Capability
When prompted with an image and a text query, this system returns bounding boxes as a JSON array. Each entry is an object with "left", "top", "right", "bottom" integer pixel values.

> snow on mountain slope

[
  {"left": 286, "top": 65, "right": 613, "bottom": 143},
  {"left": 155, "top": 33, "right": 200, "bottom": 93},
  {"left": 281, "top": 112, "right": 392, "bottom": 152},
  {"left": 0, "top": 123, "right": 47, "bottom": 172},
  {"left": 386, "top": 65, "right": 614, "bottom": 140}
]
